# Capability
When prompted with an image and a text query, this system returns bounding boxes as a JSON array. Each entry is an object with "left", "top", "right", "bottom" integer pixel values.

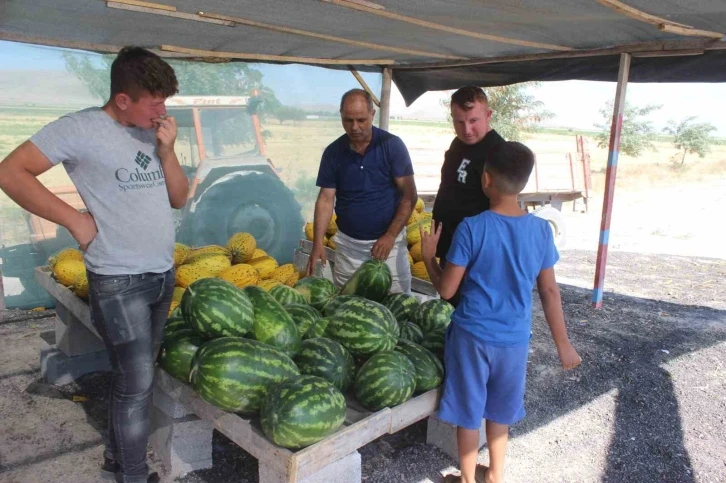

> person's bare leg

[
  {"left": 484, "top": 420, "right": 509, "bottom": 483},
  {"left": 458, "top": 427, "right": 480, "bottom": 483}
]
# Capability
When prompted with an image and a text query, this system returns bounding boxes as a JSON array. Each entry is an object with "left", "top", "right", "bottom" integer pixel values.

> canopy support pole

[{"left": 379, "top": 67, "right": 392, "bottom": 130}]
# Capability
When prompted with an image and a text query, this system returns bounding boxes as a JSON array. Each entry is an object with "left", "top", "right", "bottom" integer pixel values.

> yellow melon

[
  {"left": 249, "top": 248, "right": 268, "bottom": 261},
  {"left": 189, "top": 253, "right": 232, "bottom": 276},
  {"left": 175, "top": 264, "right": 215, "bottom": 288},
  {"left": 172, "top": 286, "right": 186, "bottom": 304},
  {"left": 285, "top": 272, "right": 300, "bottom": 287},
  {"left": 48, "top": 247, "right": 84, "bottom": 270},
  {"left": 168, "top": 301, "right": 180, "bottom": 317},
  {"left": 72, "top": 271, "right": 89, "bottom": 299},
  {"left": 406, "top": 210, "right": 421, "bottom": 226},
  {"left": 409, "top": 241, "right": 423, "bottom": 262},
  {"left": 411, "top": 261, "right": 429, "bottom": 281},
  {"left": 304, "top": 222, "right": 314, "bottom": 241},
  {"left": 53, "top": 259, "right": 86, "bottom": 287},
  {"left": 406, "top": 220, "right": 430, "bottom": 246},
  {"left": 326, "top": 214, "right": 338, "bottom": 236},
  {"left": 173, "top": 243, "right": 191, "bottom": 266},
  {"left": 249, "top": 256, "right": 278, "bottom": 279},
  {"left": 185, "top": 245, "right": 231, "bottom": 264},
  {"left": 419, "top": 211, "right": 433, "bottom": 221},
  {"left": 415, "top": 197, "right": 425, "bottom": 213},
  {"left": 226, "top": 232, "right": 257, "bottom": 264},
  {"left": 218, "top": 264, "right": 259, "bottom": 288},
  {"left": 257, "top": 279, "right": 283, "bottom": 291},
  {"left": 271, "top": 264, "right": 296, "bottom": 284},
  {"left": 408, "top": 252, "right": 414, "bottom": 267},
  {"left": 327, "top": 237, "right": 337, "bottom": 250}
]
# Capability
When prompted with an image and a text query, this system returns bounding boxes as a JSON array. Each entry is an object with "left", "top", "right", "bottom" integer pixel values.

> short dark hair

[
  {"left": 451, "top": 86, "right": 488, "bottom": 111},
  {"left": 485, "top": 142, "right": 535, "bottom": 194},
  {"left": 340, "top": 88, "right": 374, "bottom": 112},
  {"left": 110, "top": 46, "right": 178, "bottom": 101}
]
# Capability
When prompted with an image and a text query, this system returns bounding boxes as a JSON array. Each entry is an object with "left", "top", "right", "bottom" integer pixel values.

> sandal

[{"left": 443, "top": 465, "right": 489, "bottom": 483}]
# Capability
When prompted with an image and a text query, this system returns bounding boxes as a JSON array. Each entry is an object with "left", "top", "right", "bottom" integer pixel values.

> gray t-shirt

[{"left": 30, "top": 107, "right": 175, "bottom": 275}]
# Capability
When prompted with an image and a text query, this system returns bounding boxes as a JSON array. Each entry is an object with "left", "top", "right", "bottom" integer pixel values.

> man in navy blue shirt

[{"left": 306, "top": 89, "right": 417, "bottom": 293}]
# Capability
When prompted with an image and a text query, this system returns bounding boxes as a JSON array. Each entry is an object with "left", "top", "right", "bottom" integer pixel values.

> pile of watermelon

[{"left": 159, "top": 259, "right": 454, "bottom": 449}]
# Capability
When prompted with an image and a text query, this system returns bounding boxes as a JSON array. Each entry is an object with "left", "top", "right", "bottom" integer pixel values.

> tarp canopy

[{"left": 2, "top": 0, "right": 726, "bottom": 103}]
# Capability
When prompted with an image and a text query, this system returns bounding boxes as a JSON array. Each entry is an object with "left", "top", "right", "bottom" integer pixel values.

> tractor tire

[
  {"left": 533, "top": 205, "right": 567, "bottom": 249},
  {"left": 176, "top": 172, "right": 304, "bottom": 264}
]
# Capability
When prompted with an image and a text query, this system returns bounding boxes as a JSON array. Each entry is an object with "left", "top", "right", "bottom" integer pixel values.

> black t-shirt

[{"left": 432, "top": 129, "right": 505, "bottom": 259}]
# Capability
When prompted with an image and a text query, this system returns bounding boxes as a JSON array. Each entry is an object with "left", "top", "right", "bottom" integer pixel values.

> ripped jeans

[{"left": 87, "top": 269, "right": 175, "bottom": 483}]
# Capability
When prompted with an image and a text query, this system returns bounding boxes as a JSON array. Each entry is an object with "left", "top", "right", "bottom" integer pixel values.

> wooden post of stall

[
  {"left": 0, "top": 266, "right": 6, "bottom": 312},
  {"left": 379, "top": 67, "right": 392, "bottom": 131},
  {"left": 593, "top": 53, "right": 631, "bottom": 308}
]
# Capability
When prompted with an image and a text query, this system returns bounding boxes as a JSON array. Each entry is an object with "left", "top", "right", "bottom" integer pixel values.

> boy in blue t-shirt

[{"left": 421, "top": 141, "right": 581, "bottom": 483}]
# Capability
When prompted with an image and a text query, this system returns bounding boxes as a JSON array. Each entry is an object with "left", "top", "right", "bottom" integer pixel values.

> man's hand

[
  {"left": 557, "top": 342, "right": 582, "bottom": 370},
  {"left": 153, "top": 116, "right": 177, "bottom": 156},
  {"left": 69, "top": 211, "right": 98, "bottom": 251},
  {"left": 371, "top": 233, "right": 396, "bottom": 261},
  {"left": 306, "top": 242, "right": 328, "bottom": 276},
  {"left": 420, "top": 221, "right": 441, "bottom": 261}
]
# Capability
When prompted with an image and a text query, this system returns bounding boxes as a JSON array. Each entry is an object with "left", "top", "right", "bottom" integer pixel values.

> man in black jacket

[{"left": 432, "top": 86, "right": 505, "bottom": 306}]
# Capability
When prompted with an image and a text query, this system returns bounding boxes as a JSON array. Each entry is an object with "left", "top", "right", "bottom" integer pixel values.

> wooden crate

[{"left": 156, "top": 367, "right": 440, "bottom": 482}]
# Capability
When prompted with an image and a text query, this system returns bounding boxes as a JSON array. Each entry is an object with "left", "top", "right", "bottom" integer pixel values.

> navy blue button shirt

[{"left": 316, "top": 126, "right": 414, "bottom": 240}]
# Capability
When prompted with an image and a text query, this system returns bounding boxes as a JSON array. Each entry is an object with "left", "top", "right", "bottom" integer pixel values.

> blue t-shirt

[
  {"left": 316, "top": 126, "right": 413, "bottom": 240},
  {"left": 446, "top": 211, "right": 559, "bottom": 345}
]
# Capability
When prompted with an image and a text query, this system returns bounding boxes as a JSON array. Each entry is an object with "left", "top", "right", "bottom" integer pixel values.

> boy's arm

[
  {"left": 536, "top": 267, "right": 581, "bottom": 370},
  {"left": 423, "top": 256, "right": 465, "bottom": 300}
]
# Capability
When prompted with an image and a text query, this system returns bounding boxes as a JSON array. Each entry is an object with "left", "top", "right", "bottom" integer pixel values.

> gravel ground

[{"left": 1, "top": 250, "right": 724, "bottom": 483}]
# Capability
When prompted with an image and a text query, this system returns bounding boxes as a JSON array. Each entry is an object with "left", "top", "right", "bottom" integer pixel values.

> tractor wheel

[
  {"left": 533, "top": 205, "right": 567, "bottom": 249},
  {"left": 176, "top": 172, "right": 304, "bottom": 264}
]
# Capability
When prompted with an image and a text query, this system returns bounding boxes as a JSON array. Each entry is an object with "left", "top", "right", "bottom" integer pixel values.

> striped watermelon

[
  {"left": 243, "top": 286, "right": 301, "bottom": 357},
  {"left": 412, "top": 299, "right": 454, "bottom": 334},
  {"left": 305, "top": 316, "right": 331, "bottom": 339},
  {"left": 261, "top": 375, "right": 346, "bottom": 448},
  {"left": 354, "top": 351, "right": 416, "bottom": 410},
  {"left": 339, "top": 259, "right": 392, "bottom": 302},
  {"left": 159, "top": 331, "right": 205, "bottom": 382},
  {"left": 270, "top": 284, "right": 307, "bottom": 306},
  {"left": 163, "top": 315, "right": 188, "bottom": 340},
  {"left": 382, "top": 293, "right": 420, "bottom": 322},
  {"left": 190, "top": 337, "right": 300, "bottom": 414},
  {"left": 284, "top": 303, "right": 321, "bottom": 336},
  {"left": 399, "top": 321, "right": 424, "bottom": 344},
  {"left": 182, "top": 278, "right": 255, "bottom": 339},
  {"left": 326, "top": 299, "right": 399, "bottom": 357},
  {"left": 395, "top": 339, "right": 444, "bottom": 392},
  {"left": 294, "top": 276, "right": 337, "bottom": 312},
  {"left": 323, "top": 294, "right": 361, "bottom": 317},
  {"left": 421, "top": 327, "right": 446, "bottom": 360},
  {"left": 294, "top": 338, "right": 355, "bottom": 392}
]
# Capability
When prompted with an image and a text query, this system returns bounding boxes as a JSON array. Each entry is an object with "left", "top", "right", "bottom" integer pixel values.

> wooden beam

[
  {"left": 596, "top": 0, "right": 691, "bottom": 28},
  {"left": 322, "top": 0, "right": 572, "bottom": 52},
  {"left": 379, "top": 67, "right": 392, "bottom": 130},
  {"left": 659, "top": 24, "right": 725, "bottom": 40},
  {"left": 394, "top": 39, "right": 724, "bottom": 70},
  {"left": 593, "top": 53, "right": 631, "bottom": 309},
  {"left": 106, "top": 2, "right": 235, "bottom": 26},
  {"left": 631, "top": 49, "right": 704, "bottom": 58},
  {"left": 197, "top": 12, "right": 466, "bottom": 60},
  {"left": 160, "top": 45, "right": 395, "bottom": 65},
  {"left": 107, "top": 0, "right": 176, "bottom": 11},
  {"left": 349, "top": 67, "right": 380, "bottom": 107}
]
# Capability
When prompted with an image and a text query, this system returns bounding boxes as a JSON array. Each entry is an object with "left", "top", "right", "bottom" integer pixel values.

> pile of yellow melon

[
  {"left": 303, "top": 214, "right": 338, "bottom": 250},
  {"left": 48, "top": 247, "right": 89, "bottom": 299},
  {"left": 170, "top": 232, "right": 300, "bottom": 314}
]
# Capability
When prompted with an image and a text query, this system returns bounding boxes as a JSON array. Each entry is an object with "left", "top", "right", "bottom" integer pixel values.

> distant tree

[
  {"left": 594, "top": 101, "right": 661, "bottom": 157},
  {"left": 276, "top": 105, "right": 307, "bottom": 125},
  {"left": 663, "top": 116, "right": 717, "bottom": 166}
]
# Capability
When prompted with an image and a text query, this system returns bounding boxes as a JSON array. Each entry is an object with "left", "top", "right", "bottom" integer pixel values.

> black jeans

[{"left": 87, "top": 269, "right": 174, "bottom": 483}]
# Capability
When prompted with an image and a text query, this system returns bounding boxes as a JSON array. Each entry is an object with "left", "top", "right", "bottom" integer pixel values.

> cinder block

[
  {"left": 426, "top": 415, "right": 487, "bottom": 460},
  {"left": 153, "top": 384, "right": 194, "bottom": 419},
  {"left": 259, "top": 451, "right": 361, "bottom": 483},
  {"left": 55, "top": 315, "right": 106, "bottom": 357},
  {"left": 39, "top": 330, "right": 111, "bottom": 385},
  {"left": 150, "top": 405, "right": 213, "bottom": 479}
]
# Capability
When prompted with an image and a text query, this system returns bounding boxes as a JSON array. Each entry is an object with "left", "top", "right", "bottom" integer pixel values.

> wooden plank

[
  {"left": 106, "top": 2, "right": 235, "bottom": 26},
  {"left": 325, "top": 0, "right": 572, "bottom": 51},
  {"left": 379, "top": 67, "right": 392, "bottom": 131},
  {"left": 292, "top": 408, "right": 392, "bottom": 480},
  {"left": 349, "top": 67, "right": 381, "bottom": 107},
  {"left": 160, "top": 45, "right": 395, "bottom": 66},
  {"left": 34, "top": 266, "right": 99, "bottom": 338},
  {"left": 595, "top": 0, "right": 691, "bottom": 28},
  {"left": 0, "top": 266, "right": 5, "bottom": 312},
  {"left": 659, "top": 24, "right": 725, "bottom": 40},
  {"left": 107, "top": 0, "right": 176, "bottom": 12},
  {"left": 197, "top": 12, "right": 465, "bottom": 60},
  {"left": 389, "top": 388, "right": 440, "bottom": 434},
  {"left": 411, "top": 277, "right": 436, "bottom": 296}
]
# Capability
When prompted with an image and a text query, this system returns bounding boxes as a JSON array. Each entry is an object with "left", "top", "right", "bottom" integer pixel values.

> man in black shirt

[{"left": 432, "top": 86, "right": 505, "bottom": 306}]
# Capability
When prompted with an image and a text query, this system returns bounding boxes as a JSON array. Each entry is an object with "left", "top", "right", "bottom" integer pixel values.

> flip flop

[{"left": 443, "top": 465, "right": 489, "bottom": 483}]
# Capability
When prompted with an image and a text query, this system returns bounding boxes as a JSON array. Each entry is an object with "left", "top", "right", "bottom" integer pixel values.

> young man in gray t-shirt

[{"left": 0, "top": 47, "right": 189, "bottom": 483}]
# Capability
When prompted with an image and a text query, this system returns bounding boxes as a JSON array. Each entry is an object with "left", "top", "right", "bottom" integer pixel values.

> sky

[{"left": 2, "top": 41, "right": 725, "bottom": 136}]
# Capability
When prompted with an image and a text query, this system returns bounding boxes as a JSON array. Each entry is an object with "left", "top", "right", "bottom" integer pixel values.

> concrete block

[
  {"left": 55, "top": 314, "right": 106, "bottom": 357},
  {"left": 150, "top": 405, "right": 213, "bottom": 479},
  {"left": 153, "top": 384, "right": 194, "bottom": 419},
  {"left": 259, "top": 451, "right": 361, "bottom": 483},
  {"left": 426, "top": 415, "right": 487, "bottom": 460},
  {"left": 39, "top": 330, "right": 111, "bottom": 385}
]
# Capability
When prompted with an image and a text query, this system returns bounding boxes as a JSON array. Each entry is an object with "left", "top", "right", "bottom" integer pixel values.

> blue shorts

[{"left": 438, "top": 323, "right": 529, "bottom": 430}]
